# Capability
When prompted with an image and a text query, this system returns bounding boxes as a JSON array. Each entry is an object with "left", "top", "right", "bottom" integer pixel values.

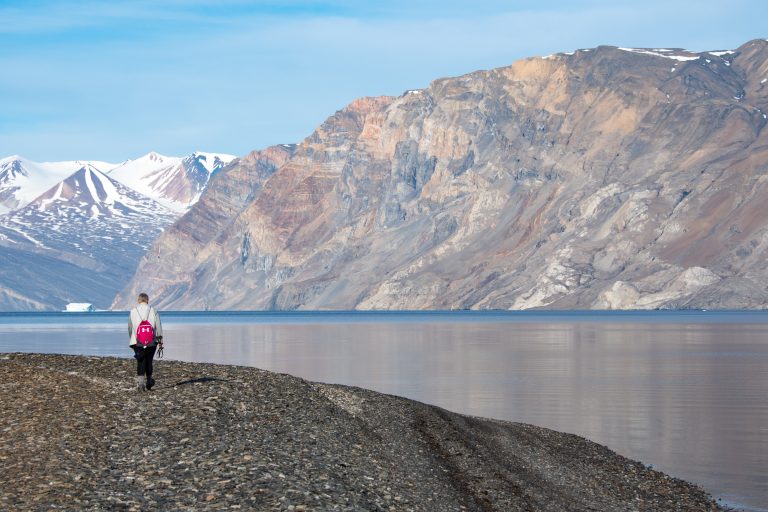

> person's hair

[{"left": 138, "top": 293, "right": 149, "bottom": 303}]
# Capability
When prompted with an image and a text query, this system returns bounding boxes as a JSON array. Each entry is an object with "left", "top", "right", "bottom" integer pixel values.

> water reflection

[{"left": 0, "top": 313, "right": 766, "bottom": 510}]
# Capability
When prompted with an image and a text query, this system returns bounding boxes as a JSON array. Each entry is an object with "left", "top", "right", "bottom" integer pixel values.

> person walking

[{"left": 128, "top": 292, "right": 163, "bottom": 391}]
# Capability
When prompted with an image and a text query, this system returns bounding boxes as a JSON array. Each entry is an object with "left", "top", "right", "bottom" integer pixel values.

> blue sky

[{"left": 1, "top": 0, "right": 766, "bottom": 162}]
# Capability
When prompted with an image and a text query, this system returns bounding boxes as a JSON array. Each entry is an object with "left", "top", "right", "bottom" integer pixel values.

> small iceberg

[{"left": 64, "top": 303, "right": 95, "bottom": 312}]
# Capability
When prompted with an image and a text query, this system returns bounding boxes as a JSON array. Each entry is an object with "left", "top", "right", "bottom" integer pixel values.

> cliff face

[{"left": 116, "top": 40, "right": 768, "bottom": 310}]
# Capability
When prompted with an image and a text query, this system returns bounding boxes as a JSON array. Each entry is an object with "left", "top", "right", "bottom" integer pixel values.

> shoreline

[{"left": 0, "top": 353, "right": 726, "bottom": 511}]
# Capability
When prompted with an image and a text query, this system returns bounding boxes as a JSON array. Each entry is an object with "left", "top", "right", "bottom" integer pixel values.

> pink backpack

[{"left": 135, "top": 309, "right": 155, "bottom": 347}]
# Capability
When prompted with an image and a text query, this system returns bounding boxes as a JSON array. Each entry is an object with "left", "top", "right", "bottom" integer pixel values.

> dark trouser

[{"left": 133, "top": 345, "right": 157, "bottom": 378}]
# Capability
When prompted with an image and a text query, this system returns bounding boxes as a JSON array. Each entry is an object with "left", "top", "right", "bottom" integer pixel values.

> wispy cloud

[
  {"left": 0, "top": 0, "right": 349, "bottom": 34},
  {"left": 1, "top": 0, "right": 766, "bottom": 160}
]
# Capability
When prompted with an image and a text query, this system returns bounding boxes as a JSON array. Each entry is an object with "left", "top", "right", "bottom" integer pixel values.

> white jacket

[{"left": 128, "top": 303, "right": 163, "bottom": 347}]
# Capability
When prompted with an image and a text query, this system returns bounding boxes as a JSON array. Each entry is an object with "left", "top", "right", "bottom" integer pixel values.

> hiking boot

[
  {"left": 136, "top": 375, "right": 146, "bottom": 392},
  {"left": 146, "top": 377, "right": 155, "bottom": 390}
]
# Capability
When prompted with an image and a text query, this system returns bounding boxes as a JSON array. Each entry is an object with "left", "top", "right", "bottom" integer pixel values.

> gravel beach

[{"left": 0, "top": 353, "right": 725, "bottom": 511}]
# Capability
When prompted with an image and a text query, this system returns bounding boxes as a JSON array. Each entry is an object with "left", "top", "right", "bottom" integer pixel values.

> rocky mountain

[
  {"left": 116, "top": 39, "right": 768, "bottom": 310},
  {"left": 0, "top": 165, "right": 179, "bottom": 310},
  {"left": 107, "top": 151, "right": 236, "bottom": 212}
]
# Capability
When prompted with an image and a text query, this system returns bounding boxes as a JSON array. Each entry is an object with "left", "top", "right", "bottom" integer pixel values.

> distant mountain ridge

[
  {"left": 0, "top": 166, "right": 177, "bottom": 309},
  {"left": 115, "top": 39, "right": 768, "bottom": 311},
  {"left": 0, "top": 150, "right": 236, "bottom": 310},
  {"left": 0, "top": 151, "right": 236, "bottom": 215},
  {"left": 0, "top": 155, "right": 118, "bottom": 214}
]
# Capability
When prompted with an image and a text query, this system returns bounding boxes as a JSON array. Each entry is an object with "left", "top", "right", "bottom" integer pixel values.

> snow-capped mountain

[
  {"left": 0, "top": 150, "right": 236, "bottom": 310},
  {"left": 0, "top": 155, "right": 118, "bottom": 214},
  {"left": 0, "top": 151, "right": 235, "bottom": 215},
  {"left": 0, "top": 165, "right": 179, "bottom": 310},
  {"left": 107, "top": 151, "right": 236, "bottom": 212}
]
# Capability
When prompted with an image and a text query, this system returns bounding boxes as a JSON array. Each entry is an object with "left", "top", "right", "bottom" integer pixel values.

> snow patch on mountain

[
  {"left": 617, "top": 48, "right": 700, "bottom": 61},
  {"left": 193, "top": 151, "right": 236, "bottom": 173}
]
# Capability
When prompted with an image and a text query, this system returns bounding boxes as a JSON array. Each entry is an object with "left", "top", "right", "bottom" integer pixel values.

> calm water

[{"left": 1, "top": 310, "right": 766, "bottom": 511}]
